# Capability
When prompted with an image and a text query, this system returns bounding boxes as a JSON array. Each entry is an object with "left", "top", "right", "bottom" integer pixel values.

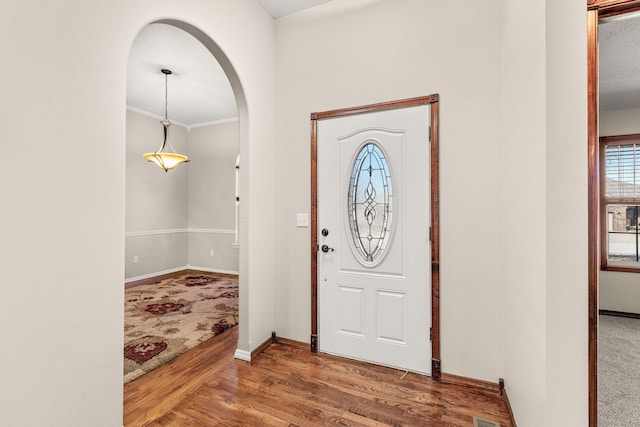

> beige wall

[
  {"left": 125, "top": 110, "right": 189, "bottom": 278},
  {"left": 124, "top": 111, "right": 240, "bottom": 279},
  {"left": 502, "top": 0, "right": 547, "bottom": 420},
  {"left": 502, "top": 2, "right": 588, "bottom": 425},
  {"left": 600, "top": 107, "right": 640, "bottom": 314},
  {"left": 274, "top": 1, "right": 588, "bottom": 425},
  {"left": 0, "top": 1, "right": 275, "bottom": 425},
  {"left": 188, "top": 120, "right": 240, "bottom": 273},
  {"left": 542, "top": 1, "right": 588, "bottom": 425},
  {"left": 0, "top": 0, "right": 590, "bottom": 425},
  {"left": 275, "top": 0, "right": 505, "bottom": 384},
  {"left": 601, "top": 107, "right": 640, "bottom": 136}
]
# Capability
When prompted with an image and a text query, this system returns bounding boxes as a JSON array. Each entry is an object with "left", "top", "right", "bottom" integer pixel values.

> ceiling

[
  {"left": 126, "top": 3, "right": 640, "bottom": 125},
  {"left": 126, "top": 2, "right": 333, "bottom": 127},
  {"left": 257, "top": 0, "right": 332, "bottom": 19},
  {"left": 126, "top": 23, "right": 237, "bottom": 126},
  {"left": 599, "top": 12, "right": 640, "bottom": 112}
]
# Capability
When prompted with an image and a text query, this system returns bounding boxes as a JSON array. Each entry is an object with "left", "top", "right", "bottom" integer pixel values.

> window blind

[{"left": 605, "top": 143, "right": 640, "bottom": 201}]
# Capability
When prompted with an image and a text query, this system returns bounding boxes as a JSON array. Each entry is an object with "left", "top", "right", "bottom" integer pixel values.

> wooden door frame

[
  {"left": 587, "top": 1, "right": 640, "bottom": 425},
  {"left": 309, "top": 94, "right": 441, "bottom": 380}
]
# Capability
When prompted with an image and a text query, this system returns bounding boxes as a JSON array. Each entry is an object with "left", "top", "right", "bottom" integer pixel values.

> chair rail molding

[{"left": 125, "top": 228, "right": 235, "bottom": 237}]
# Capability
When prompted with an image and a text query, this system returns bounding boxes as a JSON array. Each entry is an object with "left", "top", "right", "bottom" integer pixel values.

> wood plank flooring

[{"left": 124, "top": 328, "right": 512, "bottom": 426}]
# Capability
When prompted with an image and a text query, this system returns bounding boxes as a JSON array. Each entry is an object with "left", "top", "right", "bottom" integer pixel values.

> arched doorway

[{"left": 123, "top": 18, "right": 248, "bottom": 383}]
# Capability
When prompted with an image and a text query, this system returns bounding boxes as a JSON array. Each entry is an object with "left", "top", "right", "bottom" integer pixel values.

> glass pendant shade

[
  {"left": 144, "top": 69, "right": 189, "bottom": 172},
  {"left": 143, "top": 151, "right": 189, "bottom": 171}
]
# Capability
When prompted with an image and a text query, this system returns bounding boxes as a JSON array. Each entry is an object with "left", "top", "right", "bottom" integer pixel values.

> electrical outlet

[
  {"left": 133, "top": 256, "right": 139, "bottom": 264},
  {"left": 209, "top": 249, "right": 214, "bottom": 257}
]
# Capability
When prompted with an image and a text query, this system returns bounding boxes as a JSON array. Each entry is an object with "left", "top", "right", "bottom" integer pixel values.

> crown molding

[
  {"left": 188, "top": 117, "right": 239, "bottom": 130},
  {"left": 126, "top": 105, "right": 190, "bottom": 129},
  {"left": 126, "top": 105, "right": 238, "bottom": 131}
]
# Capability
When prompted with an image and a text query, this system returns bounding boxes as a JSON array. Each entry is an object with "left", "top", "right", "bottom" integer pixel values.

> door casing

[
  {"left": 310, "top": 94, "right": 441, "bottom": 379},
  {"left": 587, "top": 1, "right": 640, "bottom": 425}
]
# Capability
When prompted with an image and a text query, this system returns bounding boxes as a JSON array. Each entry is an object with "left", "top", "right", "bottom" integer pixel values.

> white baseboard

[
  {"left": 234, "top": 349, "right": 251, "bottom": 362},
  {"left": 125, "top": 266, "right": 187, "bottom": 284},
  {"left": 125, "top": 265, "right": 238, "bottom": 283},
  {"left": 186, "top": 265, "right": 239, "bottom": 276}
]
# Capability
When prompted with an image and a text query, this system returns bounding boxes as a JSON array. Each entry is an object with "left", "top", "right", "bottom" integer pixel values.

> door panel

[
  {"left": 338, "top": 286, "right": 365, "bottom": 336},
  {"left": 377, "top": 290, "right": 406, "bottom": 344},
  {"left": 317, "top": 105, "right": 431, "bottom": 374}
]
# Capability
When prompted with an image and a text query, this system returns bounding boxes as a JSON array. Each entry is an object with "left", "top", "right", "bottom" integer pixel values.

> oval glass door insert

[{"left": 348, "top": 142, "right": 393, "bottom": 264}]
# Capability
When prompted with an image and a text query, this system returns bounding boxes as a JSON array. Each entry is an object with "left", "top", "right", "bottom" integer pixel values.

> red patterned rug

[{"left": 124, "top": 271, "right": 238, "bottom": 383}]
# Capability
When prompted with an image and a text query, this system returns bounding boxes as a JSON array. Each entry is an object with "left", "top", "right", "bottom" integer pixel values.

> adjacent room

[
  {"left": 597, "top": 10, "right": 640, "bottom": 426},
  {"left": 123, "top": 23, "right": 240, "bottom": 382}
]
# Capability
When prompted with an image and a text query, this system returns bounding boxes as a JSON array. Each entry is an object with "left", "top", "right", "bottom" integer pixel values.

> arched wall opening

[
  {"left": 126, "top": 18, "right": 251, "bottom": 359},
  {"left": 1, "top": 2, "right": 279, "bottom": 425}
]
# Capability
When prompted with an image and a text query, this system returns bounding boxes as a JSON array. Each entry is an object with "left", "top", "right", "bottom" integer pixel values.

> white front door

[{"left": 317, "top": 105, "right": 431, "bottom": 374}]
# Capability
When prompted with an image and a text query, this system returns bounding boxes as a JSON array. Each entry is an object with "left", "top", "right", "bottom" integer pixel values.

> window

[
  {"left": 234, "top": 155, "right": 239, "bottom": 248},
  {"left": 347, "top": 142, "right": 393, "bottom": 265},
  {"left": 601, "top": 134, "right": 640, "bottom": 271}
]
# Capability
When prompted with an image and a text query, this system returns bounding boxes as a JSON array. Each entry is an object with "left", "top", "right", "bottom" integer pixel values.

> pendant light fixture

[{"left": 143, "top": 68, "right": 189, "bottom": 172}]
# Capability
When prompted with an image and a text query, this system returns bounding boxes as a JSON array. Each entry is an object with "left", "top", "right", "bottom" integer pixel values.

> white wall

[
  {"left": 502, "top": 1, "right": 588, "bottom": 426},
  {"left": 599, "top": 107, "right": 640, "bottom": 313},
  {"left": 274, "top": 0, "right": 505, "bottom": 382},
  {"left": 0, "top": 1, "right": 275, "bottom": 425}
]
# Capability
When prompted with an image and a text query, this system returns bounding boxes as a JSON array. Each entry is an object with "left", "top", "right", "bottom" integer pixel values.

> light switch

[{"left": 296, "top": 213, "right": 309, "bottom": 227}]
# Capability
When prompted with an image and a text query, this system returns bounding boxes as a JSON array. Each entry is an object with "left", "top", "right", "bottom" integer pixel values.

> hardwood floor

[{"left": 124, "top": 328, "right": 512, "bottom": 426}]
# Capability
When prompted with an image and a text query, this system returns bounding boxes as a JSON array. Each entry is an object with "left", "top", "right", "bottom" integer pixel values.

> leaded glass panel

[{"left": 348, "top": 142, "right": 393, "bottom": 264}]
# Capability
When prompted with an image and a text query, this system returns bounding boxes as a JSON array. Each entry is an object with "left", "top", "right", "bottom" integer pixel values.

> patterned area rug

[{"left": 124, "top": 272, "right": 238, "bottom": 383}]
